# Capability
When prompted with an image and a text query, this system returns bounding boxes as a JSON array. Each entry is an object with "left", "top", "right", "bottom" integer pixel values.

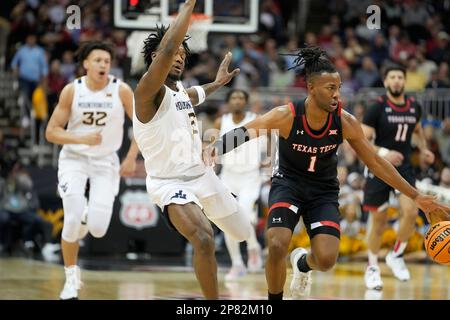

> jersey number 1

[
  {"left": 395, "top": 124, "right": 408, "bottom": 141},
  {"left": 308, "top": 156, "right": 317, "bottom": 172}
]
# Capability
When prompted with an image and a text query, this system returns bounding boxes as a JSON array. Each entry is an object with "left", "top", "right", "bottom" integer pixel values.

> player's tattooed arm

[
  {"left": 134, "top": 0, "right": 196, "bottom": 122},
  {"left": 214, "top": 105, "right": 293, "bottom": 156}
]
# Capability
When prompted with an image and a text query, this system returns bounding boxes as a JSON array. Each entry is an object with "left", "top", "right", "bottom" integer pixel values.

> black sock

[
  {"left": 297, "top": 254, "right": 312, "bottom": 273},
  {"left": 268, "top": 291, "right": 283, "bottom": 300}
]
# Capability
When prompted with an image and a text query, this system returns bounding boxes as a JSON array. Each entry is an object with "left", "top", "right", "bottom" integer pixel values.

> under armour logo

[
  {"left": 171, "top": 190, "right": 187, "bottom": 200},
  {"left": 60, "top": 183, "right": 68, "bottom": 193},
  {"left": 274, "top": 172, "right": 284, "bottom": 178},
  {"left": 272, "top": 217, "right": 282, "bottom": 223},
  {"left": 297, "top": 130, "right": 304, "bottom": 135},
  {"left": 410, "top": 108, "right": 415, "bottom": 113},
  {"left": 329, "top": 129, "right": 338, "bottom": 136}
]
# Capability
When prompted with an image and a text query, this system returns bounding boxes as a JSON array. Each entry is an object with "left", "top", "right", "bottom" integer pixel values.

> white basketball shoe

[
  {"left": 386, "top": 251, "right": 410, "bottom": 281},
  {"left": 60, "top": 265, "right": 82, "bottom": 300},
  {"left": 364, "top": 265, "right": 383, "bottom": 290},
  {"left": 289, "top": 247, "right": 312, "bottom": 298}
]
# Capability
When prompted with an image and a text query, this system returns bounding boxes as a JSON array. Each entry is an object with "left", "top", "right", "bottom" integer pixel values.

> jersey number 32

[{"left": 83, "top": 111, "right": 107, "bottom": 126}]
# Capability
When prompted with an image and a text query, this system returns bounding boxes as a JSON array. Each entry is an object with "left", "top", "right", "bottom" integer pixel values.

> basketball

[{"left": 424, "top": 221, "right": 450, "bottom": 265}]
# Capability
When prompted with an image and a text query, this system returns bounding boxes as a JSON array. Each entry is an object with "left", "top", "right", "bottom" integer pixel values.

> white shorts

[
  {"left": 146, "top": 166, "right": 238, "bottom": 219},
  {"left": 220, "top": 169, "right": 262, "bottom": 205},
  {"left": 220, "top": 169, "right": 261, "bottom": 223},
  {"left": 57, "top": 149, "right": 120, "bottom": 198}
]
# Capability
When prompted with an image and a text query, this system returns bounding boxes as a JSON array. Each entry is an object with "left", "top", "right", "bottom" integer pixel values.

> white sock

[
  {"left": 368, "top": 250, "right": 378, "bottom": 266},
  {"left": 224, "top": 233, "right": 244, "bottom": 267},
  {"left": 392, "top": 240, "right": 407, "bottom": 257}
]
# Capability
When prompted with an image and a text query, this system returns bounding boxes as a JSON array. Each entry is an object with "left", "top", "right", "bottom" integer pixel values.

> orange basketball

[{"left": 424, "top": 221, "right": 450, "bottom": 265}]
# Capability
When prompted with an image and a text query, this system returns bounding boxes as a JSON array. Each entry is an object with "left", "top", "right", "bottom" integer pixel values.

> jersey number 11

[{"left": 395, "top": 124, "right": 408, "bottom": 142}]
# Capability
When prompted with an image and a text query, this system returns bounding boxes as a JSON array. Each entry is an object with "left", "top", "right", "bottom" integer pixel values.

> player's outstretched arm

[
  {"left": 342, "top": 110, "right": 450, "bottom": 221},
  {"left": 186, "top": 52, "right": 240, "bottom": 106},
  {"left": 134, "top": 0, "right": 196, "bottom": 119},
  {"left": 45, "top": 84, "right": 102, "bottom": 146},
  {"left": 214, "top": 105, "right": 293, "bottom": 156}
]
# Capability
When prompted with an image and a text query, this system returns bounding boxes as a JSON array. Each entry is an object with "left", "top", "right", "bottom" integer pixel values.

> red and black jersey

[
  {"left": 363, "top": 94, "right": 422, "bottom": 162},
  {"left": 272, "top": 99, "right": 344, "bottom": 191}
]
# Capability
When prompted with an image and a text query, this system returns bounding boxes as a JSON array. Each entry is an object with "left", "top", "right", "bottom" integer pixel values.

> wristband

[
  {"left": 377, "top": 147, "right": 389, "bottom": 157},
  {"left": 192, "top": 86, "right": 206, "bottom": 106}
]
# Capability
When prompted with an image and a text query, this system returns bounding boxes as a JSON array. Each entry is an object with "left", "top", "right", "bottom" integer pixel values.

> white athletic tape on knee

[
  {"left": 87, "top": 202, "right": 114, "bottom": 238},
  {"left": 61, "top": 195, "right": 86, "bottom": 242}
]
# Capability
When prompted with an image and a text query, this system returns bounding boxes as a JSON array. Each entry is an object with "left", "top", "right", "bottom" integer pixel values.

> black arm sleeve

[{"left": 214, "top": 126, "right": 251, "bottom": 156}]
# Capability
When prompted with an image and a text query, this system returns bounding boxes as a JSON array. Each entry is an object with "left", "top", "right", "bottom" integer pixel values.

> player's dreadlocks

[
  {"left": 142, "top": 25, "right": 191, "bottom": 68},
  {"left": 284, "top": 46, "right": 336, "bottom": 80}
]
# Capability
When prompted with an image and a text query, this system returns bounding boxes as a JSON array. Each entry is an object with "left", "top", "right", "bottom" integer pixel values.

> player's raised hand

[
  {"left": 214, "top": 52, "right": 240, "bottom": 86},
  {"left": 414, "top": 194, "right": 450, "bottom": 223},
  {"left": 82, "top": 131, "right": 102, "bottom": 145}
]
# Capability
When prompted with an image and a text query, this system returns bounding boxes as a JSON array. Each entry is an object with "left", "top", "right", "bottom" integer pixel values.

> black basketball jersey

[
  {"left": 363, "top": 94, "right": 422, "bottom": 161},
  {"left": 273, "top": 99, "right": 344, "bottom": 188}
]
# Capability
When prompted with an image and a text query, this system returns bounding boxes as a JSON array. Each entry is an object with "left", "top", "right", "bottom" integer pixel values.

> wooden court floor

[{"left": 0, "top": 257, "right": 448, "bottom": 300}]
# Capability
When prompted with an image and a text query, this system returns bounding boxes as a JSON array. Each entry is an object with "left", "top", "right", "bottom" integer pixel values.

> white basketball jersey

[
  {"left": 133, "top": 81, "right": 206, "bottom": 179},
  {"left": 62, "top": 75, "right": 124, "bottom": 157},
  {"left": 219, "top": 112, "right": 263, "bottom": 173}
]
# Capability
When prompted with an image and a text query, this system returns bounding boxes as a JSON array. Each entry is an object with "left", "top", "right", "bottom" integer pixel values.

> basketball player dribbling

[
  {"left": 132, "top": 0, "right": 253, "bottom": 299},
  {"left": 215, "top": 89, "right": 264, "bottom": 280},
  {"left": 46, "top": 42, "right": 139, "bottom": 299},
  {"left": 212, "top": 46, "right": 450, "bottom": 300}
]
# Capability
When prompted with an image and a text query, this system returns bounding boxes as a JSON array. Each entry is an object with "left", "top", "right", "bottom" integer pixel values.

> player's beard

[{"left": 387, "top": 85, "right": 404, "bottom": 97}]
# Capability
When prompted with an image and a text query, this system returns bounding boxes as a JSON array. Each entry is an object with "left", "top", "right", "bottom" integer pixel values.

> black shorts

[
  {"left": 363, "top": 165, "right": 416, "bottom": 212},
  {"left": 267, "top": 180, "right": 340, "bottom": 239}
]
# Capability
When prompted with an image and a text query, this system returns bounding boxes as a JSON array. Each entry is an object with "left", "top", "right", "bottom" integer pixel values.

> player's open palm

[
  {"left": 414, "top": 194, "right": 450, "bottom": 223},
  {"left": 215, "top": 52, "right": 240, "bottom": 86}
]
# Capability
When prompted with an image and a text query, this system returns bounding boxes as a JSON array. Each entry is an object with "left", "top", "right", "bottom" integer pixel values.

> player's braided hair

[
  {"left": 284, "top": 46, "right": 336, "bottom": 80},
  {"left": 142, "top": 24, "right": 191, "bottom": 68}
]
